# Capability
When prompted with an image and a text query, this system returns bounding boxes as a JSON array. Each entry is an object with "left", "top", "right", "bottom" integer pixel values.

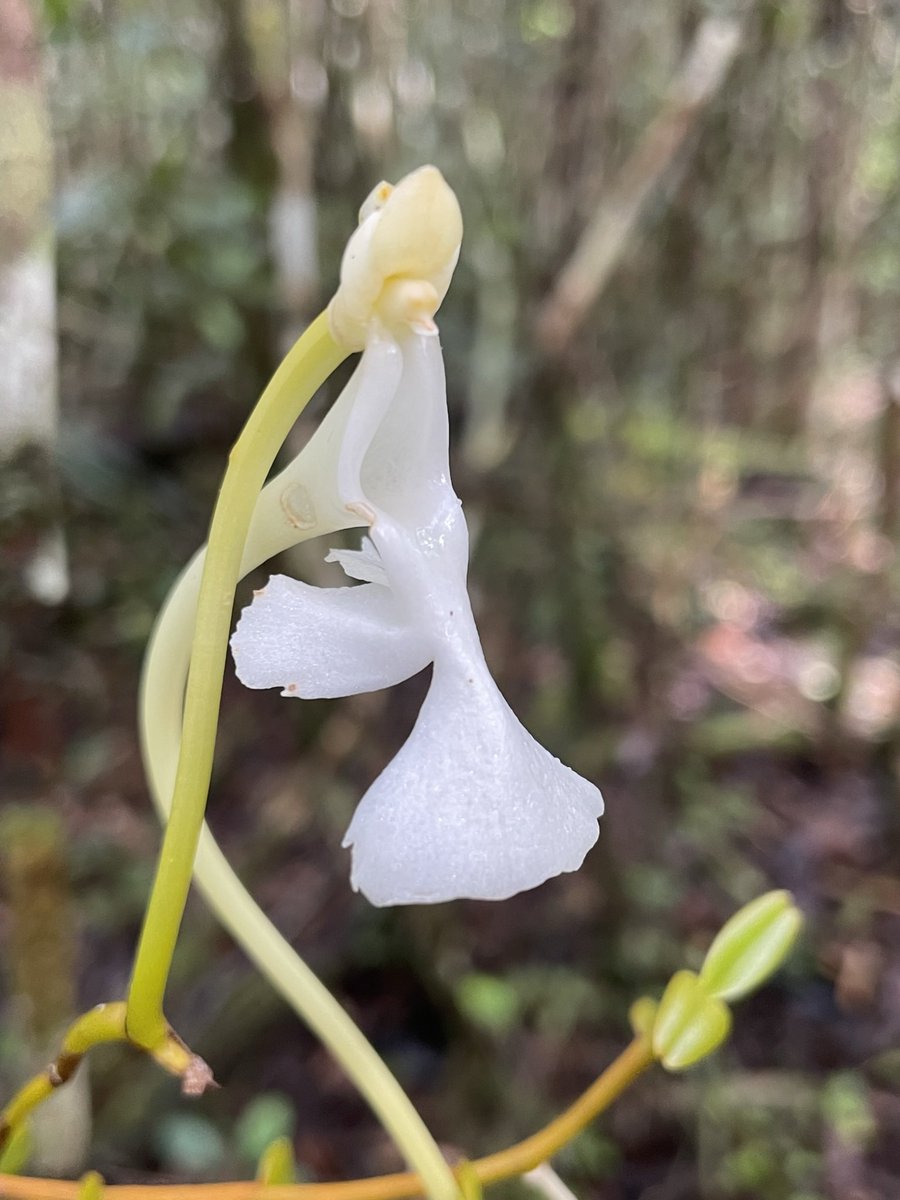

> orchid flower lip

[{"left": 231, "top": 324, "right": 604, "bottom": 907}]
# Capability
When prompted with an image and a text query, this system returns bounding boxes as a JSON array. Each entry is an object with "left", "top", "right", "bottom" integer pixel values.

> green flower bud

[
  {"left": 256, "top": 1136, "right": 296, "bottom": 1185},
  {"left": 652, "top": 970, "right": 731, "bottom": 1071},
  {"left": 699, "top": 890, "right": 803, "bottom": 1002}
]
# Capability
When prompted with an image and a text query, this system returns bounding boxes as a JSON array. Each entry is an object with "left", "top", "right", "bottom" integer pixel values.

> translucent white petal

[
  {"left": 358, "top": 333, "right": 455, "bottom": 531},
  {"left": 281, "top": 335, "right": 403, "bottom": 536},
  {"left": 231, "top": 574, "right": 431, "bottom": 699},
  {"left": 342, "top": 651, "right": 604, "bottom": 905},
  {"left": 325, "top": 536, "right": 388, "bottom": 586},
  {"left": 260, "top": 331, "right": 460, "bottom": 548}
]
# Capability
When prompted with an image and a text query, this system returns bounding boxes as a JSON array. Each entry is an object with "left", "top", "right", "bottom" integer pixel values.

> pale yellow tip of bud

[{"left": 328, "top": 165, "right": 462, "bottom": 349}]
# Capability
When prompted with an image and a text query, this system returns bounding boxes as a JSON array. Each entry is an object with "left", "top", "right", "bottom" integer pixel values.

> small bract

[{"left": 230, "top": 169, "right": 604, "bottom": 906}]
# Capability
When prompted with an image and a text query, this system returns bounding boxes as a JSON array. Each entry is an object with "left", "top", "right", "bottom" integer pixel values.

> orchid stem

[
  {"left": 126, "top": 312, "right": 344, "bottom": 1045},
  {"left": 0, "top": 1003, "right": 209, "bottom": 1153},
  {"left": 0, "top": 1037, "right": 655, "bottom": 1200},
  {"left": 132, "top": 315, "right": 460, "bottom": 1200}
]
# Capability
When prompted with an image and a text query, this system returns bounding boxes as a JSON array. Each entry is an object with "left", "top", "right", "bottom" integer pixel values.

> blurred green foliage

[{"left": 1, "top": 0, "right": 899, "bottom": 1195}]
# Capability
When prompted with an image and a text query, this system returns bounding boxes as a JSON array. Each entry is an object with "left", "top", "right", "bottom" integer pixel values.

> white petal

[
  {"left": 231, "top": 574, "right": 431, "bottom": 699},
  {"left": 325, "top": 536, "right": 388, "bottom": 586},
  {"left": 262, "top": 331, "right": 459, "bottom": 547},
  {"left": 358, "top": 333, "right": 454, "bottom": 530},
  {"left": 342, "top": 652, "right": 604, "bottom": 905},
  {"left": 280, "top": 335, "right": 403, "bottom": 536}
]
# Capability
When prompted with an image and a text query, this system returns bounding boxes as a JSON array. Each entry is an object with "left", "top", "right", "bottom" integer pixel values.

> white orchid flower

[{"left": 230, "top": 169, "right": 603, "bottom": 906}]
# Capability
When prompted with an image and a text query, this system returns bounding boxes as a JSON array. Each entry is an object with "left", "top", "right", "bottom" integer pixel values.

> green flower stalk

[
  {"left": 135, "top": 168, "right": 466, "bottom": 1200},
  {"left": 126, "top": 312, "right": 346, "bottom": 1052},
  {"left": 0, "top": 889, "right": 802, "bottom": 1197}
]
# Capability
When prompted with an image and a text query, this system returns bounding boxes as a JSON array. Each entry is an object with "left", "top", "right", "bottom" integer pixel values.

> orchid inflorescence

[{"left": 0, "top": 166, "right": 802, "bottom": 1200}]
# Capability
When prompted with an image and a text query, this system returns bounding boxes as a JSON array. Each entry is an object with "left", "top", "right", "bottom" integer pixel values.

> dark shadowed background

[{"left": 1, "top": 1, "right": 899, "bottom": 1197}]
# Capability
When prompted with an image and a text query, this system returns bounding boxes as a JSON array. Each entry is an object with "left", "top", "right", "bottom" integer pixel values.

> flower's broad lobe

[{"left": 231, "top": 168, "right": 603, "bottom": 906}]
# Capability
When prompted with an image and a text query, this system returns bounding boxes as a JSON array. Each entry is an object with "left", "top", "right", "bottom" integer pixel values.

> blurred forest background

[{"left": 2, "top": 0, "right": 900, "bottom": 1197}]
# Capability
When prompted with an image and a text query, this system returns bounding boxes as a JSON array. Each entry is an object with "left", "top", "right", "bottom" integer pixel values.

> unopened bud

[{"left": 328, "top": 165, "right": 462, "bottom": 349}]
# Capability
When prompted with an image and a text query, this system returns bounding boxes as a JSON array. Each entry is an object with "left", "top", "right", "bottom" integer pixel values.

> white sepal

[{"left": 231, "top": 574, "right": 431, "bottom": 699}]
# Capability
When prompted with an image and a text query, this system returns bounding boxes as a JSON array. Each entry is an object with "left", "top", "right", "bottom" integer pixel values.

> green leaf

[
  {"left": 652, "top": 970, "right": 731, "bottom": 1071},
  {"left": 700, "top": 890, "right": 803, "bottom": 1002}
]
